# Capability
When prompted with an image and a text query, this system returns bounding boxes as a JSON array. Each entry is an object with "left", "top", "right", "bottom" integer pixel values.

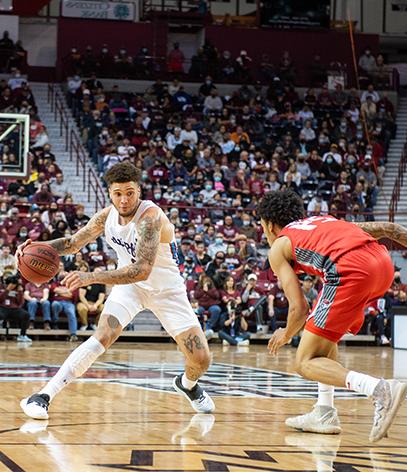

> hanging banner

[{"left": 61, "top": 1, "right": 136, "bottom": 21}]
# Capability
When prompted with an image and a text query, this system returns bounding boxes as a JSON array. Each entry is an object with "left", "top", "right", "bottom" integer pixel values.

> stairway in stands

[
  {"left": 376, "top": 96, "right": 407, "bottom": 225},
  {"left": 30, "top": 82, "right": 97, "bottom": 215}
]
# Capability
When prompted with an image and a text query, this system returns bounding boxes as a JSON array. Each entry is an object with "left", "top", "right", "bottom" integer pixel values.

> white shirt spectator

[
  {"left": 298, "top": 108, "right": 314, "bottom": 122},
  {"left": 103, "top": 153, "right": 122, "bottom": 172},
  {"left": 180, "top": 129, "right": 198, "bottom": 145},
  {"left": 166, "top": 129, "right": 183, "bottom": 150},
  {"left": 347, "top": 107, "right": 360, "bottom": 123},
  {"left": 361, "top": 89, "right": 380, "bottom": 103},
  {"left": 0, "top": 253, "right": 16, "bottom": 276},
  {"left": 118, "top": 143, "right": 136, "bottom": 157},
  {"left": 8, "top": 74, "right": 25, "bottom": 90},
  {"left": 203, "top": 94, "right": 223, "bottom": 113},
  {"left": 307, "top": 197, "right": 329, "bottom": 214},
  {"left": 68, "top": 76, "right": 82, "bottom": 94},
  {"left": 301, "top": 127, "right": 316, "bottom": 142}
]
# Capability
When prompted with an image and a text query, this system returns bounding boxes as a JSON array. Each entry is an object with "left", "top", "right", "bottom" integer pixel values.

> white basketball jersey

[{"left": 104, "top": 200, "right": 184, "bottom": 291}]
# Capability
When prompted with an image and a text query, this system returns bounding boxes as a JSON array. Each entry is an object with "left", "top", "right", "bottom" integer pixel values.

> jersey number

[{"left": 287, "top": 216, "right": 335, "bottom": 231}]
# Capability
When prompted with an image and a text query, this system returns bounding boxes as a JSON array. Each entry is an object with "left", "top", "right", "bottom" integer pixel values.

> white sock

[
  {"left": 345, "top": 370, "right": 381, "bottom": 397},
  {"left": 181, "top": 373, "right": 197, "bottom": 390},
  {"left": 316, "top": 383, "right": 334, "bottom": 408},
  {"left": 40, "top": 336, "right": 105, "bottom": 401}
]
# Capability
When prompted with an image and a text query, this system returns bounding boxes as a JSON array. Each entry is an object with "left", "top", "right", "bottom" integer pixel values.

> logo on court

[{"left": 0, "top": 362, "right": 365, "bottom": 399}]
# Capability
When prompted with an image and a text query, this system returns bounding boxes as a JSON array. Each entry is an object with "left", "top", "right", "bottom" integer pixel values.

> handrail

[
  {"left": 389, "top": 141, "right": 407, "bottom": 222},
  {"left": 47, "top": 83, "right": 106, "bottom": 212}
]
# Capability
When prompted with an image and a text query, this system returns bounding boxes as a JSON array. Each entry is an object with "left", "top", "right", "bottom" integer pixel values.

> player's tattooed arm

[
  {"left": 355, "top": 222, "right": 407, "bottom": 247},
  {"left": 48, "top": 207, "right": 110, "bottom": 256}
]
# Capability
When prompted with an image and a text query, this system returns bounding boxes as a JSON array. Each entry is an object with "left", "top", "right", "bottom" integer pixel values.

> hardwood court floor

[{"left": 0, "top": 341, "right": 406, "bottom": 471}]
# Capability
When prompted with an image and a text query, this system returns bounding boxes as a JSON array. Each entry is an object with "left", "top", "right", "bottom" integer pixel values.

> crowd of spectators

[
  {"left": 65, "top": 43, "right": 394, "bottom": 89},
  {"left": 62, "top": 69, "right": 400, "bottom": 345}
]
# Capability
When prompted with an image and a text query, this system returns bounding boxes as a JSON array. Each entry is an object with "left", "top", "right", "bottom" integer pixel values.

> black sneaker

[
  {"left": 20, "top": 393, "right": 50, "bottom": 420},
  {"left": 172, "top": 374, "right": 215, "bottom": 413}
]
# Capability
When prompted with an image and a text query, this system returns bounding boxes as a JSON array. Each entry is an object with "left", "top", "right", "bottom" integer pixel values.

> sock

[
  {"left": 40, "top": 336, "right": 105, "bottom": 401},
  {"left": 345, "top": 370, "right": 381, "bottom": 397},
  {"left": 181, "top": 373, "right": 197, "bottom": 390},
  {"left": 316, "top": 383, "right": 334, "bottom": 408}
]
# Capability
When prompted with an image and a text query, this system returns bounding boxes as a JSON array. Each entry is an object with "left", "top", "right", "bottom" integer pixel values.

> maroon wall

[
  {"left": 206, "top": 26, "right": 380, "bottom": 84},
  {"left": 57, "top": 18, "right": 156, "bottom": 78}
]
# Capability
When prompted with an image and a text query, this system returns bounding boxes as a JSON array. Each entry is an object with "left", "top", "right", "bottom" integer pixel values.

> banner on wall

[
  {"left": 61, "top": 1, "right": 137, "bottom": 21},
  {"left": 391, "top": 0, "right": 407, "bottom": 11}
]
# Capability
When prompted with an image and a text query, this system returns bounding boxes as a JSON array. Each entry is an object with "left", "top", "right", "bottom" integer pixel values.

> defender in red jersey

[{"left": 257, "top": 191, "right": 407, "bottom": 442}]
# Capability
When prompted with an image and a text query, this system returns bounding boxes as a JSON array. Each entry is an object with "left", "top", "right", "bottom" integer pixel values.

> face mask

[
  {"left": 206, "top": 80, "right": 212, "bottom": 85},
  {"left": 20, "top": 232, "right": 27, "bottom": 238},
  {"left": 214, "top": 176, "right": 221, "bottom": 182},
  {"left": 205, "top": 184, "right": 212, "bottom": 191},
  {"left": 239, "top": 162, "right": 246, "bottom": 170},
  {"left": 89, "top": 244, "right": 97, "bottom": 251},
  {"left": 243, "top": 220, "right": 250, "bottom": 226},
  {"left": 187, "top": 230, "right": 195, "bottom": 237},
  {"left": 215, "top": 238, "right": 223, "bottom": 245},
  {"left": 227, "top": 248, "right": 235, "bottom": 255},
  {"left": 326, "top": 158, "right": 333, "bottom": 164},
  {"left": 356, "top": 132, "right": 364, "bottom": 139},
  {"left": 348, "top": 157, "right": 356, "bottom": 165},
  {"left": 102, "top": 48, "right": 108, "bottom": 53},
  {"left": 154, "top": 193, "right": 161, "bottom": 199}
]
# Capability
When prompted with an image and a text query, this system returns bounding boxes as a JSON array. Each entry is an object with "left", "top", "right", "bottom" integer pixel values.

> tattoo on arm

[
  {"left": 48, "top": 208, "right": 109, "bottom": 256},
  {"left": 183, "top": 334, "right": 205, "bottom": 354},
  {"left": 107, "top": 315, "right": 120, "bottom": 330},
  {"left": 356, "top": 222, "right": 407, "bottom": 248},
  {"left": 88, "top": 212, "right": 162, "bottom": 285}
]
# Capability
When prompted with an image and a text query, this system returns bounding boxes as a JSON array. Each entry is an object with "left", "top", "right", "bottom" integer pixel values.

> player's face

[
  {"left": 109, "top": 181, "right": 141, "bottom": 218},
  {"left": 260, "top": 219, "right": 277, "bottom": 246}
]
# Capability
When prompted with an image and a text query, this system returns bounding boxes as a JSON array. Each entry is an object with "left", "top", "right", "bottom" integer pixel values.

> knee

[
  {"left": 192, "top": 349, "right": 211, "bottom": 373},
  {"left": 210, "top": 305, "right": 221, "bottom": 316},
  {"left": 295, "top": 357, "right": 311, "bottom": 379},
  {"left": 94, "top": 325, "right": 121, "bottom": 349},
  {"left": 42, "top": 300, "right": 50, "bottom": 307}
]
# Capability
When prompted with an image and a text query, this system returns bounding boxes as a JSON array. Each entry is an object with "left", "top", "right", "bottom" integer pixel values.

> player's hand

[
  {"left": 15, "top": 238, "right": 32, "bottom": 266},
  {"left": 268, "top": 328, "right": 289, "bottom": 356},
  {"left": 62, "top": 271, "right": 92, "bottom": 291}
]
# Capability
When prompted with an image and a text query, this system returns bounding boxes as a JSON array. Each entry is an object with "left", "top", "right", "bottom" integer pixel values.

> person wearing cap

[
  {"left": 241, "top": 273, "right": 267, "bottom": 332},
  {"left": 302, "top": 276, "right": 318, "bottom": 309}
]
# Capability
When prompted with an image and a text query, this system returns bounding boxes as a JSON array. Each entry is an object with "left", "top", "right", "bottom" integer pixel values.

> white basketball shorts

[{"left": 101, "top": 284, "right": 201, "bottom": 338}]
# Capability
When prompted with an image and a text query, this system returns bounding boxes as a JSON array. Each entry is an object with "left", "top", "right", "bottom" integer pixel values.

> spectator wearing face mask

[
  {"left": 238, "top": 214, "right": 257, "bottom": 240},
  {"left": 208, "top": 234, "right": 227, "bottom": 258},
  {"left": 86, "top": 241, "right": 107, "bottom": 268},
  {"left": 224, "top": 243, "right": 241, "bottom": 271},
  {"left": 199, "top": 180, "right": 218, "bottom": 204},
  {"left": 359, "top": 48, "right": 376, "bottom": 76},
  {"left": 0, "top": 245, "right": 16, "bottom": 276}
]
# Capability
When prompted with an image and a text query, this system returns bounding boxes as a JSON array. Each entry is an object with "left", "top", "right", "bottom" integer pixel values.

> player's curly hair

[
  {"left": 104, "top": 162, "right": 141, "bottom": 186},
  {"left": 257, "top": 190, "right": 305, "bottom": 228}
]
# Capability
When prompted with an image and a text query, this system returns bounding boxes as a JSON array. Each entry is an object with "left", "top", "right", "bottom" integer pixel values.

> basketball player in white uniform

[{"left": 19, "top": 162, "right": 214, "bottom": 419}]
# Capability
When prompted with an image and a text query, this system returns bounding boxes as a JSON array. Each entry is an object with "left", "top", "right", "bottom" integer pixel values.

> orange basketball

[{"left": 19, "top": 243, "right": 60, "bottom": 284}]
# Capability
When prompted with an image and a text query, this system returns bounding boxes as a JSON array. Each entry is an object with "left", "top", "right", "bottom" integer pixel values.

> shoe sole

[
  {"left": 370, "top": 381, "right": 407, "bottom": 442},
  {"left": 172, "top": 377, "right": 215, "bottom": 414},
  {"left": 285, "top": 419, "right": 342, "bottom": 435},
  {"left": 20, "top": 398, "right": 49, "bottom": 420}
]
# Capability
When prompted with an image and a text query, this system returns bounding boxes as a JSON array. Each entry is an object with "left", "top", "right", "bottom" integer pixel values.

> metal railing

[
  {"left": 47, "top": 83, "right": 106, "bottom": 212},
  {"left": 389, "top": 142, "right": 407, "bottom": 223}
]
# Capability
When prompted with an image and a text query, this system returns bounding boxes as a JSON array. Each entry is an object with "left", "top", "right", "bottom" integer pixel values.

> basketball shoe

[
  {"left": 285, "top": 405, "right": 342, "bottom": 434},
  {"left": 173, "top": 375, "right": 215, "bottom": 413},
  {"left": 369, "top": 379, "right": 407, "bottom": 442},
  {"left": 20, "top": 393, "right": 50, "bottom": 420}
]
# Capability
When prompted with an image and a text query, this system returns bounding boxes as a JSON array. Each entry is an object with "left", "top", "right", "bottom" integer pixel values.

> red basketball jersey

[{"left": 278, "top": 216, "right": 376, "bottom": 279}]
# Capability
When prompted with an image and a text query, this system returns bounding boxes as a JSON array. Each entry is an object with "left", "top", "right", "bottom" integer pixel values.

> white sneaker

[
  {"left": 285, "top": 405, "right": 342, "bottom": 434},
  {"left": 370, "top": 379, "right": 407, "bottom": 442},
  {"left": 173, "top": 375, "right": 215, "bottom": 414},
  {"left": 205, "top": 329, "right": 214, "bottom": 340},
  {"left": 20, "top": 393, "right": 50, "bottom": 420},
  {"left": 380, "top": 335, "right": 390, "bottom": 345},
  {"left": 17, "top": 335, "right": 32, "bottom": 343},
  {"left": 238, "top": 339, "right": 250, "bottom": 346},
  {"left": 222, "top": 339, "right": 229, "bottom": 346},
  {"left": 79, "top": 326, "right": 87, "bottom": 331}
]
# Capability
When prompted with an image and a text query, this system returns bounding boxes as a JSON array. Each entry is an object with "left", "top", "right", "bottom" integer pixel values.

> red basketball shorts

[{"left": 305, "top": 241, "right": 394, "bottom": 343}]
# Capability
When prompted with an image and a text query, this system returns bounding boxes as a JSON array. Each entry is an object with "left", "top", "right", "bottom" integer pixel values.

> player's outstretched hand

[
  {"left": 268, "top": 328, "right": 289, "bottom": 356},
  {"left": 15, "top": 238, "right": 32, "bottom": 268},
  {"left": 62, "top": 271, "right": 90, "bottom": 291}
]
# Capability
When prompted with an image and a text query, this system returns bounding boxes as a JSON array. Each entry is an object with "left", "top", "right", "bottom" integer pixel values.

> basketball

[{"left": 18, "top": 243, "right": 59, "bottom": 284}]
